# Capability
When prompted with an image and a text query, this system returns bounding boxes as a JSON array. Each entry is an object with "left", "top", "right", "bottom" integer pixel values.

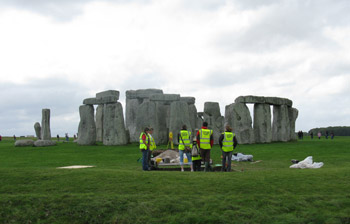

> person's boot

[{"left": 204, "top": 162, "right": 209, "bottom": 172}]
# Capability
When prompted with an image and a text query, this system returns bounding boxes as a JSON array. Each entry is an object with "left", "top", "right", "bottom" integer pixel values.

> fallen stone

[
  {"left": 34, "top": 140, "right": 57, "bottom": 147},
  {"left": 15, "top": 139, "right": 34, "bottom": 147}
]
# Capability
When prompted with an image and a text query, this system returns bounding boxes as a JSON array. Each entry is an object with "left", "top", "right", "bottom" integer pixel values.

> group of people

[{"left": 139, "top": 121, "right": 238, "bottom": 172}]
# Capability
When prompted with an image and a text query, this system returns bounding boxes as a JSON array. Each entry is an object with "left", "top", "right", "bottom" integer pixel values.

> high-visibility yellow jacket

[
  {"left": 178, "top": 130, "right": 192, "bottom": 150},
  {"left": 139, "top": 132, "right": 149, "bottom": 150},
  {"left": 221, "top": 132, "right": 235, "bottom": 152},
  {"left": 199, "top": 128, "right": 213, "bottom": 150},
  {"left": 149, "top": 134, "right": 156, "bottom": 151}
]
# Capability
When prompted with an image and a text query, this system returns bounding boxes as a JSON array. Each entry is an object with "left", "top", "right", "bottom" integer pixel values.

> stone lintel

[
  {"left": 150, "top": 94, "right": 180, "bottom": 102},
  {"left": 235, "top": 95, "right": 293, "bottom": 106},
  {"left": 83, "top": 96, "right": 119, "bottom": 105},
  {"left": 96, "top": 90, "right": 120, "bottom": 100},
  {"left": 180, "top": 97, "right": 195, "bottom": 105},
  {"left": 126, "top": 89, "right": 163, "bottom": 99}
]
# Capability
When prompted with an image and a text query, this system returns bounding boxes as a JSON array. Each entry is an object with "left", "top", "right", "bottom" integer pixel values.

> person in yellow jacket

[
  {"left": 139, "top": 127, "right": 150, "bottom": 171},
  {"left": 219, "top": 125, "right": 238, "bottom": 172},
  {"left": 147, "top": 127, "right": 157, "bottom": 168},
  {"left": 196, "top": 121, "right": 214, "bottom": 172},
  {"left": 191, "top": 136, "right": 202, "bottom": 171},
  {"left": 178, "top": 125, "right": 193, "bottom": 172}
]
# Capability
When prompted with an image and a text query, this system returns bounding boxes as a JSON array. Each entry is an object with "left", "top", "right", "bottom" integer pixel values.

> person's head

[
  {"left": 225, "top": 125, "right": 232, "bottom": 132},
  {"left": 202, "top": 121, "right": 208, "bottom": 127},
  {"left": 182, "top": 125, "right": 187, "bottom": 130},
  {"left": 144, "top": 127, "right": 150, "bottom": 133},
  {"left": 149, "top": 127, "right": 154, "bottom": 134}
]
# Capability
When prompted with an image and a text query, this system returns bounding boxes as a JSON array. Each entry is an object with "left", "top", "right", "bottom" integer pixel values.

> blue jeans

[
  {"left": 142, "top": 149, "right": 149, "bottom": 171},
  {"left": 222, "top": 151, "right": 233, "bottom": 172},
  {"left": 179, "top": 150, "right": 192, "bottom": 165}
]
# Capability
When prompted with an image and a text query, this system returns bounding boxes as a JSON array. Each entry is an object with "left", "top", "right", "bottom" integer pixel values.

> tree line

[{"left": 308, "top": 126, "right": 350, "bottom": 136}]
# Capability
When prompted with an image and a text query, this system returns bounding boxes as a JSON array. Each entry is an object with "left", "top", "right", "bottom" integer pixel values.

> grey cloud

[
  {"left": 0, "top": 77, "right": 90, "bottom": 136},
  {"left": 0, "top": 0, "right": 151, "bottom": 22},
  {"left": 214, "top": 0, "right": 350, "bottom": 53}
]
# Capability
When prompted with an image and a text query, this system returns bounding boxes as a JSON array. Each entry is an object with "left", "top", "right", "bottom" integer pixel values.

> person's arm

[
  {"left": 219, "top": 134, "right": 224, "bottom": 149},
  {"left": 196, "top": 131, "right": 200, "bottom": 148},
  {"left": 233, "top": 136, "right": 238, "bottom": 149},
  {"left": 210, "top": 132, "right": 214, "bottom": 147}
]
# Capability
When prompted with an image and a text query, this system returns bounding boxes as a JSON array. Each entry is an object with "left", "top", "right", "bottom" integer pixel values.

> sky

[{"left": 0, "top": 0, "right": 349, "bottom": 136}]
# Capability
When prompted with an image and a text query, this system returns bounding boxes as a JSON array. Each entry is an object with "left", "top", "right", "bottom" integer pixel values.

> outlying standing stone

[
  {"left": 41, "top": 109, "right": 51, "bottom": 140},
  {"left": 77, "top": 105, "right": 96, "bottom": 145}
]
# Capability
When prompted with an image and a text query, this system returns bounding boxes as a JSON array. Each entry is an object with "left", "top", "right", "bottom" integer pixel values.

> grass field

[{"left": 0, "top": 136, "right": 349, "bottom": 224}]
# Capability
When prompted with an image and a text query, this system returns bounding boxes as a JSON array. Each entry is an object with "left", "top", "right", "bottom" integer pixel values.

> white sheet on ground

[
  {"left": 231, "top": 153, "right": 253, "bottom": 162},
  {"left": 289, "top": 156, "right": 324, "bottom": 169}
]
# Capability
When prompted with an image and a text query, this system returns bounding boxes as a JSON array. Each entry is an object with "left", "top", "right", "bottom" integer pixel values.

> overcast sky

[{"left": 0, "top": 0, "right": 349, "bottom": 137}]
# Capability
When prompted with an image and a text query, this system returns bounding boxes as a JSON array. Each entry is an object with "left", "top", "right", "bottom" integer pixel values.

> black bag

[{"left": 180, "top": 134, "right": 192, "bottom": 154}]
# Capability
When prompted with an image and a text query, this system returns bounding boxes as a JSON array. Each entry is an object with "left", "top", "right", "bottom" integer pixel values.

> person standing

[
  {"left": 139, "top": 127, "right": 150, "bottom": 171},
  {"left": 317, "top": 132, "right": 321, "bottom": 139},
  {"left": 0, "top": 135, "right": 2, "bottom": 141},
  {"left": 178, "top": 125, "right": 193, "bottom": 172},
  {"left": 57, "top": 134, "right": 60, "bottom": 141},
  {"left": 196, "top": 122, "right": 214, "bottom": 172},
  {"left": 219, "top": 125, "right": 238, "bottom": 172},
  {"left": 310, "top": 132, "right": 314, "bottom": 139},
  {"left": 191, "top": 137, "right": 202, "bottom": 171},
  {"left": 148, "top": 127, "right": 157, "bottom": 169}
]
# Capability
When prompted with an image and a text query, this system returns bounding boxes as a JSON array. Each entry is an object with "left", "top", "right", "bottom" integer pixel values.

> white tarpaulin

[{"left": 289, "top": 156, "right": 324, "bottom": 169}]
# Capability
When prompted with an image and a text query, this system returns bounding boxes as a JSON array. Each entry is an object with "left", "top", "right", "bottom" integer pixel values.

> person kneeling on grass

[
  {"left": 219, "top": 125, "right": 238, "bottom": 172},
  {"left": 178, "top": 125, "right": 193, "bottom": 172},
  {"left": 191, "top": 137, "right": 201, "bottom": 171}
]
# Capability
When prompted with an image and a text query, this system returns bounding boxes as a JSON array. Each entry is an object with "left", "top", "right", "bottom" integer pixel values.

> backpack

[{"left": 191, "top": 144, "right": 199, "bottom": 157}]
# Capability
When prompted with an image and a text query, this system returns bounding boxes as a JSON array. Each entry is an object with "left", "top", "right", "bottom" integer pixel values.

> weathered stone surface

[
  {"left": 169, "top": 101, "right": 192, "bottom": 145},
  {"left": 77, "top": 105, "right": 96, "bottom": 145},
  {"left": 83, "top": 96, "right": 119, "bottom": 105},
  {"left": 180, "top": 97, "right": 195, "bottom": 105},
  {"left": 188, "top": 104, "right": 199, "bottom": 132},
  {"left": 153, "top": 102, "right": 170, "bottom": 144},
  {"left": 204, "top": 102, "right": 221, "bottom": 118},
  {"left": 203, "top": 102, "right": 224, "bottom": 144},
  {"left": 235, "top": 96, "right": 293, "bottom": 107},
  {"left": 150, "top": 94, "right": 180, "bottom": 102},
  {"left": 126, "top": 89, "right": 163, "bottom": 99},
  {"left": 289, "top": 107, "right": 299, "bottom": 141},
  {"left": 272, "top": 105, "right": 291, "bottom": 142},
  {"left": 15, "top": 139, "right": 34, "bottom": 147},
  {"left": 34, "top": 140, "right": 57, "bottom": 147},
  {"left": 41, "top": 109, "right": 51, "bottom": 140},
  {"left": 95, "top": 105, "right": 104, "bottom": 142},
  {"left": 225, "top": 103, "right": 254, "bottom": 144},
  {"left": 134, "top": 101, "right": 157, "bottom": 141},
  {"left": 96, "top": 90, "right": 119, "bottom": 100},
  {"left": 103, "top": 102, "right": 128, "bottom": 145},
  {"left": 34, "top": 122, "right": 41, "bottom": 140},
  {"left": 125, "top": 98, "right": 141, "bottom": 142},
  {"left": 253, "top": 103, "right": 272, "bottom": 143}
]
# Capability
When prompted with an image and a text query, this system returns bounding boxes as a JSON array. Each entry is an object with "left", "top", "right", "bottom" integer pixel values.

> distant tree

[{"left": 309, "top": 126, "right": 350, "bottom": 136}]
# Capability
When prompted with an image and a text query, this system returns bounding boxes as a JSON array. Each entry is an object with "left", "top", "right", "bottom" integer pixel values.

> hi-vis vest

[
  {"left": 178, "top": 130, "right": 192, "bottom": 150},
  {"left": 149, "top": 134, "right": 156, "bottom": 151},
  {"left": 199, "top": 128, "right": 213, "bottom": 149},
  {"left": 139, "top": 132, "right": 149, "bottom": 150},
  {"left": 222, "top": 132, "right": 235, "bottom": 152}
]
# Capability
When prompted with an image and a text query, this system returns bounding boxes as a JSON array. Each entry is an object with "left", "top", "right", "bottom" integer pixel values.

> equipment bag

[{"left": 191, "top": 144, "right": 199, "bottom": 157}]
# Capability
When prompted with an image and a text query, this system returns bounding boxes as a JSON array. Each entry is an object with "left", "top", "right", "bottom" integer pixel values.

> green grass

[{"left": 0, "top": 137, "right": 349, "bottom": 223}]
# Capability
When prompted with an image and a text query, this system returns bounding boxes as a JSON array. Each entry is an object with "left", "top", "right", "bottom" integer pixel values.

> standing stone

[
  {"left": 225, "top": 103, "right": 254, "bottom": 144},
  {"left": 153, "top": 102, "right": 170, "bottom": 144},
  {"left": 169, "top": 101, "right": 192, "bottom": 145},
  {"left": 272, "top": 105, "right": 290, "bottom": 142},
  {"left": 253, "top": 103, "right": 272, "bottom": 143},
  {"left": 188, "top": 104, "right": 199, "bottom": 132},
  {"left": 134, "top": 101, "right": 158, "bottom": 142},
  {"left": 289, "top": 107, "right": 299, "bottom": 141},
  {"left": 96, "top": 105, "right": 104, "bottom": 142},
  {"left": 34, "top": 122, "right": 41, "bottom": 140},
  {"left": 41, "top": 109, "right": 51, "bottom": 140},
  {"left": 203, "top": 102, "right": 224, "bottom": 144},
  {"left": 77, "top": 105, "right": 96, "bottom": 145},
  {"left": 125, "top": 98, "right": 141, "bottom": 142},
  {"left": 103, "top": 102, "right": 128, "bottom": 145}
]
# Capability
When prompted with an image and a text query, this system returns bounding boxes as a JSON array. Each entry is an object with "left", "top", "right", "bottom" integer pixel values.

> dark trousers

[
  {"left": 200, "top": 149, "right": 211, "bottom": 163},
  {"left": 222, "top": 151, "right": 233, "bottom": 172},
  {"left": 193, "top": 160, "right": 201, "bottom": 171},
  {"left": 142, "top": 149, "right": 149, "bottom": 171}
]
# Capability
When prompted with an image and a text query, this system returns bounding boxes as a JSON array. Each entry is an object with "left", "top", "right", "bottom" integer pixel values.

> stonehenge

[
  {"left": 225, "top": 95, "right": 298, "bottom": 144},
  {"left": 77, "top": 89, "right": 298, "bottom": 146}
]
